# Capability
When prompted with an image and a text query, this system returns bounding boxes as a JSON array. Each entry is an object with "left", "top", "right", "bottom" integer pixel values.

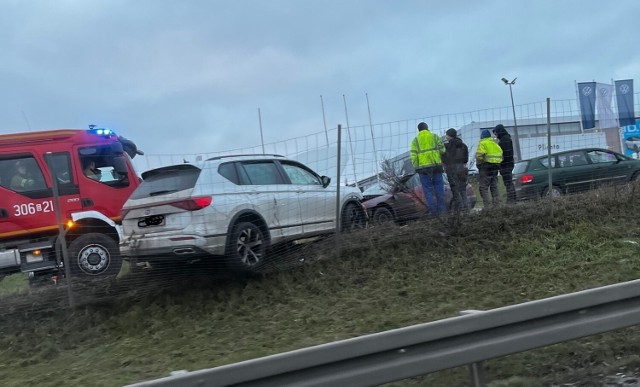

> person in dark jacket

[
  {"left": 442, "top": 128, "right": 469, "bottom": 213},
  {"left": 493, "top": 124, "right": 516, "bottom": 204}
]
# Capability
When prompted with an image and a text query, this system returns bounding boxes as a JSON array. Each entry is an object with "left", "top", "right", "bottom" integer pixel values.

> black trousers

[
  {"left": 446, "top": 164, "right": 469, "bottom": 212},
  {"left": 499, "top": 164, "right": 516, "bottom": 204}
]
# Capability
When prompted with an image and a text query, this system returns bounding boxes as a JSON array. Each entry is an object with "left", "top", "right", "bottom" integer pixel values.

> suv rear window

[{"left": 131, "top": 165, "right": 201, "bottom": 199}]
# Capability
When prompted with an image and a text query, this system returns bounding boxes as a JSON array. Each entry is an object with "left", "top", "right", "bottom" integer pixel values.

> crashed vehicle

[{"left": 362, "top": 173, "right": 476, "bottom": 225}]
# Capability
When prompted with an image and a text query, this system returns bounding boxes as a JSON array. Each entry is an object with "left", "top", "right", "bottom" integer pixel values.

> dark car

[
  {"left": 362, "top": 173, "right": 476, "bottom": 225},
  {"left": 513, "top": 147, "right": 640, "bottom": 200}
]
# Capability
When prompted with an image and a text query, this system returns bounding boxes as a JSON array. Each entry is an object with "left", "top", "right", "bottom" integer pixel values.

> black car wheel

[
  {"left": 68, "top": 233, "right": 122, "bottom": 277},
  {"left": 227, "top": 221, "right": 266, "bottom": 273},
  {"left": 372, "top": 207, "right": 394, "bottom": 225},
  {"left": 341, "top": 201, "right": 366, "bottom": 232}
]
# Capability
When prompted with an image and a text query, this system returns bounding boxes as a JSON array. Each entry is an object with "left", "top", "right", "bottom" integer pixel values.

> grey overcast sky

[{"left": 1, "top": 0, "right": 638, "bottom": 159}]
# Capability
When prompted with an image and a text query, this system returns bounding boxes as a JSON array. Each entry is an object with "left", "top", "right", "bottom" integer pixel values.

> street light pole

[{"left": 501, "top": 77, "right": 522, "bottom": 161}]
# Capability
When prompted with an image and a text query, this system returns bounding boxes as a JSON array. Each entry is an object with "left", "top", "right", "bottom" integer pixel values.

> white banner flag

[{"left": 596, "top": 83, "right": 617, "bottom": 129}]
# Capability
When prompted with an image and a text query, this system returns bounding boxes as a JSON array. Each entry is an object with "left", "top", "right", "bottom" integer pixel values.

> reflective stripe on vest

[
  {"left": 411, "top": 133, "right": 443, "bottom": 169},
  {"left": 484, "top": 154, "right": 502, "bottom": 163},
  {"left": 411, "top": 138, "right": 439, "bottom": 154},
  {"left": 477, "top": 138, "right": 503, "bottom": 164}
]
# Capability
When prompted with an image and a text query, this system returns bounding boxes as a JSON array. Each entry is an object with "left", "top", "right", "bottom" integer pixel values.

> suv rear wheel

[{"left": 227, "top": 221, "right": 266, "bottom": 273}]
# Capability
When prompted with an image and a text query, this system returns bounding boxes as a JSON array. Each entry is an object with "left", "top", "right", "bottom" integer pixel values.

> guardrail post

[
  {"left": 468, "top": 361, "right": 485, "bottom": 387},
  {"left": 459, "top": 310, "right": 486, "bottom": 387}
]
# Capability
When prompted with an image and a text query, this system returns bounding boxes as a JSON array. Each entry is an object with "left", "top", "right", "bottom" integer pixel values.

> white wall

[{"left": 518, "top": 133, "right": 607, "bottom": 160}]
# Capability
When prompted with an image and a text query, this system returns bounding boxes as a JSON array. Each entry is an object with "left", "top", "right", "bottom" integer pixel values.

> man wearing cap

[
  {"left": 493, "top": 124, "right": 516, "bottom": 204},
  {"left": 476, "top": 129, "right": 503, "bottom": 209},
  {"left": 442, "top": 128, "right": 469, "bottom": 213},
  {"left": 410, "top": 122, "right": 446, "bottom": 217}
]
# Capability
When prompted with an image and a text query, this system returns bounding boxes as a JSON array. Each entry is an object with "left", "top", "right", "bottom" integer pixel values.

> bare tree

[{"left": 377, "top": 157, "right": 406, "bottom": 194}]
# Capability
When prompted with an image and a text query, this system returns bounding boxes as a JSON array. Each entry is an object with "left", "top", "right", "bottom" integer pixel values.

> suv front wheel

[
  {"left": 227, "top": 221, "right": 266, "bottom": 273},
  {"left": 341, "top": 201, "right": 366, "bottom": 232}
]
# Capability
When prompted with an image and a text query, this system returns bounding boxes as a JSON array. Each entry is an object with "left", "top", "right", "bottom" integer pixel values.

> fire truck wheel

[{"left": 68, "top": 233, "right": 122, "bottom": 277}]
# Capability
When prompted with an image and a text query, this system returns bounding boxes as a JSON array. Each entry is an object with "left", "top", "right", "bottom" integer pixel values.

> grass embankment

[{"left": 1, "top": 185, "right": 640, "bottom": 386}]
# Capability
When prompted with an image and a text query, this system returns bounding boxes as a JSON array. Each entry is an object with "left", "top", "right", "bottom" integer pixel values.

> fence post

[
  {"left": 546, "top": 97, "right": 553, "bottom": 219},
  {"left": 46, "top": 152, "right": 75, "bottom": 307},
  {"left": 468, "top": 362, "right": 486, "bottom": 387},
  {"left": 335, "top": 124, "right": 343, "bottom": 253}
]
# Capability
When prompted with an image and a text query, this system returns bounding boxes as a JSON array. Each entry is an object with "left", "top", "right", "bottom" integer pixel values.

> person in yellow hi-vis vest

[
  {"left": 410, "top": 122, "right": 446, "bottom": 217},
  {"left": 476, "top": 129, "right": 503, "bottom": 209}
]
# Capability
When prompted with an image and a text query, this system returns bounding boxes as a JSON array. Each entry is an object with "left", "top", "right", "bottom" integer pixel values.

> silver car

[{"left": 119, "top": 154, "right": 365, "bottom": 273}]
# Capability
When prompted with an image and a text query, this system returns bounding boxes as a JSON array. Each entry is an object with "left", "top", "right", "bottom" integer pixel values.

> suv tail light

[
  {"left": 521, "top": 175, "right": 534, "bottom": 184},
  {"left": 169, "top": 196, "right": 212, "bottom": 211},
  {"left": 120, "top": 196, "right": 213, "bottom": 219}
]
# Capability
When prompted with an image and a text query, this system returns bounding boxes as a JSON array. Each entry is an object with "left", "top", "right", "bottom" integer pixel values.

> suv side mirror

[{"left": 321, "top": 176, "right": 331, "bottom": 188}]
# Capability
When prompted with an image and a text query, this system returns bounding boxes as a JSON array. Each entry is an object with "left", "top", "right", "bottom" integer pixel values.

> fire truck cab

[{"left": 0, "top": 127, "right": 143, "bottom": 281}]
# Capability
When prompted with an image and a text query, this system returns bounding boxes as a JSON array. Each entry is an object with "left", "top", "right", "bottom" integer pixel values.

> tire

[
  {"left": 67, "top": 233, "right": 122, "bottom": 277},
  {"left": 341, "top": 201, "right": 366, "bottom": 232},
  {"left": 227, "top": 222, "right": 266, "bottom": 273},
  {"left": 542, "top": 185, "right": 562, "bottom": 198},
  {"left": 372, "top": 206, "right": 394, "bottom": 225}
]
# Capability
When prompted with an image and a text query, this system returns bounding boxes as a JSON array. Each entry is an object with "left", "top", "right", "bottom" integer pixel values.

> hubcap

[
  {"left": 376, "top": 210, "right": 391, "bottom": 223},
  {"left": 77, "top": 244, "right": 110, "bottom": 275},
  {"left": 237, "top": 228, "right": 263, "bottom": 267}
]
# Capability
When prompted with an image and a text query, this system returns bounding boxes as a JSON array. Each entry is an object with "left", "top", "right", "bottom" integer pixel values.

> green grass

[
  {"left": 1, "top": 185, "right": 640, "bottom": 386},
  {"left": 0, "top": 253, "right": 135, "bottom": 298},
  {"left": 470, "top": 175, "right": 508, "bottom": 208},
  {"left": 0, "top": 273, "right": 28, "bottom": 297}
]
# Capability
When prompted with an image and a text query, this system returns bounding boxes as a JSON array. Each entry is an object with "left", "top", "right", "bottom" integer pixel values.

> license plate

[{"left": 138, "top": 215, "right": 165, "bottom": 228}]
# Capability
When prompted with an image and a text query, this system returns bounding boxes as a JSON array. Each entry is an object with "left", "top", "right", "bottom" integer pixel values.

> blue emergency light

[{"left": 87, "top": 125, "right": 115, "bottom": 136}]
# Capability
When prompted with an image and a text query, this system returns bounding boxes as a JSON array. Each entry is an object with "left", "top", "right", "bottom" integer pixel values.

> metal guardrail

[{"left": 127, "top": 279, "right": 640, "bottom": 387}]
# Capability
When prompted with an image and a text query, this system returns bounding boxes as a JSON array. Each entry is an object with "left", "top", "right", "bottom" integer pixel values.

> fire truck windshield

[{"left": 79, "top": 145, "right": 131, "bottom": 187}]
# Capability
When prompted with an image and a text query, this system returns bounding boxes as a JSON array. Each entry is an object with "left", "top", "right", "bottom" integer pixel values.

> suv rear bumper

[
  {"left": 120, "top": 234, "right": 226, "bottom": 259},
  {"left": 122, "top": 245, "right": 212, "bottom": 260}
]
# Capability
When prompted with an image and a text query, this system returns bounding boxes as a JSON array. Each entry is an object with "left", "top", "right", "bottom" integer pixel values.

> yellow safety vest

[
  {"left": 410, "top": 131, "right": 445, "bottom": 169},
  {"left": 476, "top": 138, "right": 503, "bottom": 165}
]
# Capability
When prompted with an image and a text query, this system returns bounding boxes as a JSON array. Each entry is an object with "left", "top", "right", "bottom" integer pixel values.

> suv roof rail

[{"left": 205, "top": 153, "right": 285, "bottom": 161}]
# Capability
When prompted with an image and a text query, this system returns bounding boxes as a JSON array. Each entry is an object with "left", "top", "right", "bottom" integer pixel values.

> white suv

[{"left": 119, "top": 154, "right": 366, "bottom": 273}]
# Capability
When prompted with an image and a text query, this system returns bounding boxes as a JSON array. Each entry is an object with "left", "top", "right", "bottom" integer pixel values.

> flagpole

[
  {"left": 575, "top": 80, "right": 584, "bottom": 134},
  {"left": 611, "top": 78, "right": 624, "bottom": 154},
  {"left": 342, "top": 94, "right": 359, "bottom": 189},
  {"left": 258, "top": 108, "right": 266, "bottom": 154},
  {"left": 320, "top": 95, "right": 330, "bottom": 147},
  {"left": 365, "top": 93, "right": 380, "bottom": 182}
]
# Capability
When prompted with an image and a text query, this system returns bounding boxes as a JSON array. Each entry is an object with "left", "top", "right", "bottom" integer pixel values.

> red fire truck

[{"left": 0, "top": 126, "right": 143, "bottom": 282}]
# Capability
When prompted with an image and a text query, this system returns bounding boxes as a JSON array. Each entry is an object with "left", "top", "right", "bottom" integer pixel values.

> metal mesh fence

[
  {"left": 2, "top": 95, "right": 640, "bottom": 307},
  {"left": 1, "top": 94, "right": 639, "bottom": 385}
]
